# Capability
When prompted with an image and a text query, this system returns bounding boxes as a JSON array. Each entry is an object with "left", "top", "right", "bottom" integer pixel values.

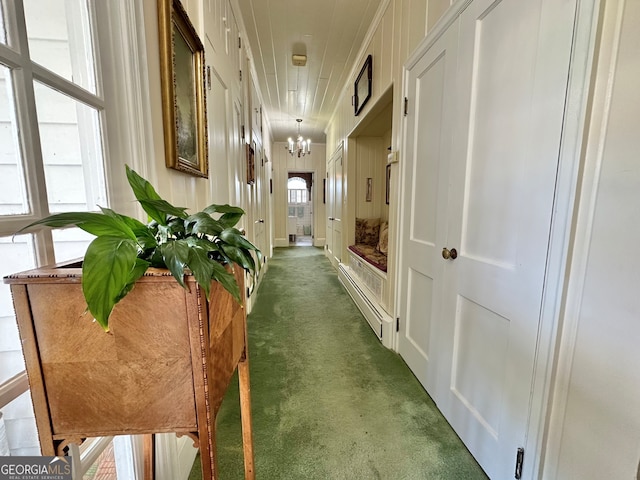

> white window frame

[{"left": 0, "top": 1, "right": 153, "bottom": 477}]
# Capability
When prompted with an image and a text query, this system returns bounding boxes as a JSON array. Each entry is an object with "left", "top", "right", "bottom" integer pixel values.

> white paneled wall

[
  {"left": 544, "top": 0, "right": 640, "bottom": 477},
  {"left": 355, "top": 137, "right": 386, "bottom": 221}
]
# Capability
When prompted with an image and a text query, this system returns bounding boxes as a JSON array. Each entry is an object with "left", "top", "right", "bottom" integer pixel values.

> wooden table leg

[
  {"left": 201, "top": 423, "right": 218, "bottom": 480},
  {"left": 238, "top": 353, "right": 255, "bottom": 480}
]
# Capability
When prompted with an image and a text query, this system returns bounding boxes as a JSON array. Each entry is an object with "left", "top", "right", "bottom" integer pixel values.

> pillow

[
  {"left": 377, "top": 221, "right": 389, "bottom": 255},
  {"left": 355, "top": 217, "right": 380, "bottom": 246}
]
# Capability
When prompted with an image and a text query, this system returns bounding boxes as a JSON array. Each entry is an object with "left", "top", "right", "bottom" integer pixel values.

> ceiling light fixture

[
  {"left": 292, "top": 54, "right": 307, "bottom": 66},
  {"left": 287, "top": 119, "right": 311, "bottom": 157}
]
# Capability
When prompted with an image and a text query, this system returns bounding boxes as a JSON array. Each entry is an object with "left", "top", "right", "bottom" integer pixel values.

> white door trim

[{"left": 525, "top": 0, "right": 602, "bottom": 478}]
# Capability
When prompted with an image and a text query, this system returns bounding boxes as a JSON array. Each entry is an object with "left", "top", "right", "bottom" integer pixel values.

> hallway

[
  {"left": 289, "top": 235, "right": 313, "bottom": 247},
  {"left": 192, "top": 247, "right": 486, "bottom": 479}
]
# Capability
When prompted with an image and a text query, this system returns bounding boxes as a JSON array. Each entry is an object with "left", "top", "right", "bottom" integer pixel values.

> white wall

[
  {"left": 354, "top": 136, "right": 386, "bottom": 222},
  {"left": 544, "top": 0, "right": 640, "bottom": 477}
]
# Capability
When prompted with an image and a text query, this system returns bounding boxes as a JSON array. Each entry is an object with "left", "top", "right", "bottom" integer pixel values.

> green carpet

[{"left": 190, "top": 247, "right": 487, "bottom": 479}]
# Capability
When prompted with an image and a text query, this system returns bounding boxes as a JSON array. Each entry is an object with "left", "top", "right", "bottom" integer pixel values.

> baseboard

[
  {"left": 275, "top": 237, "right": 325, "bottom": 247},
  {"left": 339, "top": 264, "right": 394, "bottom": 348},
  {"left": 275, "top": 238, "right": 289, "bottom": 247}
]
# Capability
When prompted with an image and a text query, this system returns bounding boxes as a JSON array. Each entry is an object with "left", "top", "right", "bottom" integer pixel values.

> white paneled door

[
  {"left": 326, "top": 146, "right": 343, "bottom": 268},
  {"left": 399, "top": 0, "right": 576, "bottom": 477},
  {"left": 397, "top": 21, "right": 459, "bottom": 396}
]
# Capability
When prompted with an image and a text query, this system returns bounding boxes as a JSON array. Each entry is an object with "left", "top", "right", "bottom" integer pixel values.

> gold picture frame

[
  {"left": 157, "top": 0, "right": 208, "bottom": 177},
  {"left": 246, "top": 143, "right": 255, "bottom": 185}
]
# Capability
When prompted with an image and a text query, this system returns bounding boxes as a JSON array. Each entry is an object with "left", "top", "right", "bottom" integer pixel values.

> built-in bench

[
  {"left": 348, "top": 244, "right": 387, "bottom": 272},
  {"left": 349, "top": 218, "right": 388, "bottom": 272},
  {"left": 340, "top": 217, "right": 393, "bottom": 346}
]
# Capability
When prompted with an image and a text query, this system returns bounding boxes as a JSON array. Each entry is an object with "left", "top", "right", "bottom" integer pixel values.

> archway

[{"left": 287, "top": 173, "right": 313, "bottom": 245}]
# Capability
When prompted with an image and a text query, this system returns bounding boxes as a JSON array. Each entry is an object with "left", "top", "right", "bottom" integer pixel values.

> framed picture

[
  {"left": 246, "top": 143, "right": 255, "bottom": 185},
  {"left": 386, "top": 164, "right": 391, "bottom": 205},
  {"left": 354, "top": 54, "right": 372, "bottom": 116},
  {"left": 158, "top": 0, "right": 208, "bottom": 177},
  {"left": 366, "top": 177, "right": 372, "bottom": 202},
  {"left": 323, "top": 178, "right": 326, "bottom": 204}
]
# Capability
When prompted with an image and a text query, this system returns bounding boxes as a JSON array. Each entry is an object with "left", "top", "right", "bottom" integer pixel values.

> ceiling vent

[{"left": 292, "top": 54, "right": 307, "bottom": 66}]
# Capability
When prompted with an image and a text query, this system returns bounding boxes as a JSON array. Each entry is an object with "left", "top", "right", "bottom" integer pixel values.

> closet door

[
  {"left": 326, "top": 146, "right": 343, "bottom": 267},
  {"left": 435, "top": 0, "right": 577, "bottom": 477},
  {"left": 397, "top": 22, "right": 459, "bottom": 394}
]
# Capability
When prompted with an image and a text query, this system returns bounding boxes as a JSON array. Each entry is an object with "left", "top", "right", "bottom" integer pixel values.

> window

[
  {"left": 0, "top": 0, "right": 148, "bottom": 468},
  {"left": 288, "top": 177, "right": 308, "bottom": 204}
]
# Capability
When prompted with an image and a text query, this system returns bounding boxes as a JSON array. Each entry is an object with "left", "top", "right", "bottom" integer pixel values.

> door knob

[{"left": 442, "top": 247, "right": 458, "bottom": 260}]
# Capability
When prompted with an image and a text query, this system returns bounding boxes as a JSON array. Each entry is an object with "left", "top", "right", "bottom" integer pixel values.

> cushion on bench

[
  {"left": 351, "top": 217, "right": 388, "bottom": 272},
  {"left": 377, "top": 221, "right": 388, "bottom": 255},
  {"left": 349, "top": 244, "right": 387, "bottom": 272},
  {"left": 355, "top": 217, "right": 380, "bottom": 246}
]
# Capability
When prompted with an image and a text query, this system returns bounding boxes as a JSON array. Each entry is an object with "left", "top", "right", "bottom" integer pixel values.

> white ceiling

[{"left": 234, "top": 0, "right": 385, "bottom": 143}]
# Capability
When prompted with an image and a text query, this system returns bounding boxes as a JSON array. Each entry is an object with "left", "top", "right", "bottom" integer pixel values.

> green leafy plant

[{"left": 18, "top": 165, "right": 261, "bottom": 331}]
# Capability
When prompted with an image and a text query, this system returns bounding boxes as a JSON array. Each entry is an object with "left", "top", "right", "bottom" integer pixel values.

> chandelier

[{"left": 287, "top": 119, "right": 311, "bottom": 157}]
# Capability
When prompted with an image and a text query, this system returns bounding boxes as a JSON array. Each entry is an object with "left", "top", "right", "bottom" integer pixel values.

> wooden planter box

[{"left": 4, "top": 260, "right": 254, "bottom": 479}]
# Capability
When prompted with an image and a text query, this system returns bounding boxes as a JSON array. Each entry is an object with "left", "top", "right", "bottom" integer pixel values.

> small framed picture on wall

[{"left": 386, "top": 164, "right": 391, "bottom": 205}]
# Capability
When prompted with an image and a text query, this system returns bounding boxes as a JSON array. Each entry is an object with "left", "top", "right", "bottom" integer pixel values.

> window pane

[
  {"left": 23, "top": 0, "right": 97, "bottom": 93},
  {"left": 52, "top": 227, "right": 92, "bottom": 263},
  {"left": 33, "top": 81, "right": 106, "bottom": 213},
  {"left": 1, "top": 390, "right": 39, "bottom": 456},
  {"left": 81, "top": 438, "right": 117, "bottom": 479},
  {"left": 0, "top": 234, "right": 35, "bottom": 386},
  {"left": 0, "top": 3, "right": 7, "bottom": 45},
  {"left": 288, "top": 178, "right": 306, "bottom": 190},
  {"left": 0, "top": 65, "right": 29, "bottom": 215}
]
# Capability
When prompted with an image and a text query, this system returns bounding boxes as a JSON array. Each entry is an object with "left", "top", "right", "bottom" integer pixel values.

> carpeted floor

[{"left": 190, "top": 247, "right": 487, "bottom": 479}]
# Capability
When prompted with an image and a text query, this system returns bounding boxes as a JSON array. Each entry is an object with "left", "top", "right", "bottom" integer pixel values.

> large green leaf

[
  {"left": 18, "top": 212, "right": 137, "bottom": 241},
  {"left": 185, "top": 212, "right": 224, "bottom": 237},
  {"left": 210, "top": 261, "right": 241, "bottom": 303},
  {"left": 202, "top": 204, "right": 244, "bottom": 229},
  {"left": 219, "top": 228, "right": 260, "bottom": 252},
  {"left": 186, "top": 236, "right": 220, "bottom": 252},
  {"left": 82, "top": 236, "right": 139, "bottom": 331},
  {"left": 114, "top": 257, "right": 151, "bottom": 303},
  {"left": 126, "top": 165, "right": 162, "bottom": 200},
  {"left": 218, "top": 212, "right": 243, "bottom": 229},
  {"left": 139, "top": 199, "right": 188, "bottom": 221},
  {"left": 99, "top": 207, "right": 157, "bottom": 249},
  {"left": 203, "top": 204, "right": 245, "bottom": 216},
  {"left": 185, "top": 247, "right": 215, "bottom": 299},
  {"left": 220, "top": 244, "right": 256, "bottom": 272},
  {"left": 159, "top": 240, "right": 191, "bottom": 288},
  {"left": 126, "top": 166, "right": 188, "bottom": 224}
]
